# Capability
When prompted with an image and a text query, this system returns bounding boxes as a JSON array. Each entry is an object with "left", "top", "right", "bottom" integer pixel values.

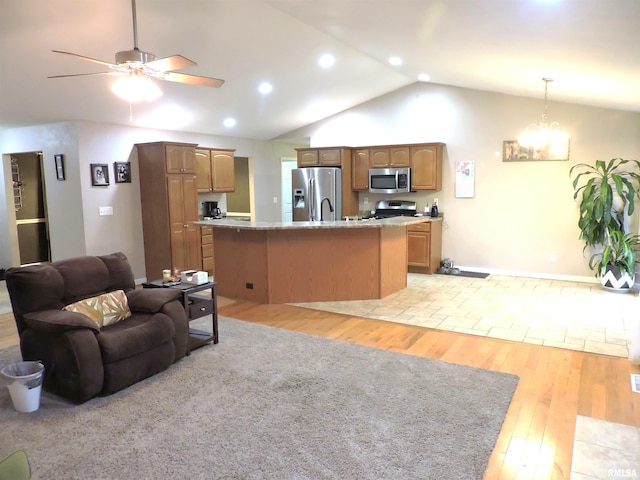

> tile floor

[
  {"left": 292, "top": 273, "right": 640, "bottom": 358},
  {"left": 571, "top": 416, "right": 640, "bottom": 479}
]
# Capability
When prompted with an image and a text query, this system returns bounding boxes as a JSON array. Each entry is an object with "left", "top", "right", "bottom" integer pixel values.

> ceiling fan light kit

[
  {"left": 518, "top": 78, "right": 569, "bottom": 157},
  {"left": 48, "top": 0, "right": 224, "bottom": 102},
  {"left": 112, "top": 74, "right": 162, "bottom": 103}
]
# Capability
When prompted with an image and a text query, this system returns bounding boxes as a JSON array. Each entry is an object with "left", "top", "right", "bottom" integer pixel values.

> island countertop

[{"left": 195, "top": 215, "right": 441, "bottom": 230}]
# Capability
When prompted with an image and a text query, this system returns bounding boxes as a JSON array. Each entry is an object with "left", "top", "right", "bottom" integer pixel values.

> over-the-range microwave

[{"left": 368, "top": 167, "right": 411, "bottom": 194}]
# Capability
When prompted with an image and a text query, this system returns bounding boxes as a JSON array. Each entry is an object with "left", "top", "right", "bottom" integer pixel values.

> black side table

[{"left": 142, "top": 279, "right": 218, "bottom": 354}]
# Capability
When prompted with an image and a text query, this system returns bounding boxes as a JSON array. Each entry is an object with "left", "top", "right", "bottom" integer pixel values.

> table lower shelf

[{"left": 189, "top": 327, "right": 216, "bottom": 351}]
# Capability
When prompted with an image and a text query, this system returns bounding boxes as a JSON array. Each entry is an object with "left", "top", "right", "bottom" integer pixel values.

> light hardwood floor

[{"left": 2, "top": 298, "right": 639, "bottom": 479}]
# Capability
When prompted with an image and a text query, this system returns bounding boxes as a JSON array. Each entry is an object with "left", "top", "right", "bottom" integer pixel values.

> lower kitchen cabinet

[
  {"left": 407, "top": 220, "right": 442, "bottom": 274},
  {"left": 200, "top": 226, "right": 214, "bottom": 275}
]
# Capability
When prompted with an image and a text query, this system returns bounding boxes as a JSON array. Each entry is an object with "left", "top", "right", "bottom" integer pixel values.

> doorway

[{"left": 11, "top": 152, "right": 51, "bottom": 265}]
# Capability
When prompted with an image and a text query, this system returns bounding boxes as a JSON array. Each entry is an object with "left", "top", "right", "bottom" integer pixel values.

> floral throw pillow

[{"left": 63, "top": 290, "right": 132, "bottom": 328}]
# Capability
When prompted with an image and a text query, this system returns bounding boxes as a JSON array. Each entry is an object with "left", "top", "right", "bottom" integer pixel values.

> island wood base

[{"left": 213, "top": 226, "right": 407, "bottom": 304}]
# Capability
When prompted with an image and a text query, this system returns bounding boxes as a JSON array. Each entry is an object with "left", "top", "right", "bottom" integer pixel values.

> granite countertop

[{"left": 195, "top": 216, "right": 441, "bottom": 230}]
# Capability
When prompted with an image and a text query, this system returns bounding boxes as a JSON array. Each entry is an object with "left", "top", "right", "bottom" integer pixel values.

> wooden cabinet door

[
  {"left": 318, "top": 149, "right": 341, "bottom": 166},
  {"left": 410, "top": 145, "right": 442, "bottom": 190},
  {"left": 407, "top": 230, "right": 430, "bottom": 268},
  {"left": 182, "top": 175, "right": 199, "bottom": 223},
  {"left": 390, "top": 146, "right": 410, "bottom": 167},
  {"left": 182, "top": 148, "right": 196, "bottom": 173},
  {"left": 195, "top": 149, "right": 212, "bottom": 192},
  {"left": 370, "top": 148, "right": 390, "bottom": 168},
  {"left": 167, "top": 175, "right": 186, "bottom": 270},
  {"left": 352, "top": 149, "right": 370, "bottom": 190},
  {"left": 166, "top": 145, "right": 195, "bottom": 174},
  {"left": 211, "top": 150, "right": 235, "bottom": 192},
  {"left": 185, "top": 224, "right": 202, "bottom": 271},
  {"left": 167, "top": 174, "right": 200, "bottom": 272},
  {"left": 297, "top": 150, "right": 319, "bottom": 167}
]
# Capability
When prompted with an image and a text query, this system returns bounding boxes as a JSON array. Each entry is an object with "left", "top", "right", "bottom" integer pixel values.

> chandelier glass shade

[
  {"left": 518, "top": 78, "right": 569, "bottom": 159},
  {"left": 111, "top": 73, "right": 162, "bottom": 102}
]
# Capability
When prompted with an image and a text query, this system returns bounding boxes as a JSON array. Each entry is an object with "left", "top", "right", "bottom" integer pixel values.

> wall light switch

[
  {"left": 99, "top": 206, "right": 113, "bottom": 216},
  {"left": 273, "top": 196, "right": 278, "bottom": 204}
]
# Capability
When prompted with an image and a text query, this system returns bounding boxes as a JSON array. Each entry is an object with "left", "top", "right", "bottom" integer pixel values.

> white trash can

[{"left": 1, "top": 361, "right": 45, "bottom": 413}]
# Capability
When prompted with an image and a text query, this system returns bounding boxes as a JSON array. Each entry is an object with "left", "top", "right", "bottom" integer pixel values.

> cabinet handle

[{"left": 200, "top": 307, "right": 206, "bottom": 311}]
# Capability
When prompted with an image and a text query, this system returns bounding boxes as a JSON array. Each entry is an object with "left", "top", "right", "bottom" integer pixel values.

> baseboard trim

[{"left": 454, "top": 266, "right": 598, "bottom": 284}]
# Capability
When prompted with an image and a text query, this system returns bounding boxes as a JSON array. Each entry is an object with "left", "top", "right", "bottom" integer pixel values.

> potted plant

[
  {"left": 589, "top": 229, "right": 640, "bottom": 289},
  {"left": 570, "top": 157, "right": 640, "bottom": 290}
]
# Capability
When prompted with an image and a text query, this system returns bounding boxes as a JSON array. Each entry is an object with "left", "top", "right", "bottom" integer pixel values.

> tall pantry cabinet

[{"left": 136, "top": 142, "right": 202, "bottom": 280}]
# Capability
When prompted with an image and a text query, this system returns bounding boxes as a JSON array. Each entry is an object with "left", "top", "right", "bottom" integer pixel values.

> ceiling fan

[{"left": 48, "top": 0, "right": 224, "bottom": 96}]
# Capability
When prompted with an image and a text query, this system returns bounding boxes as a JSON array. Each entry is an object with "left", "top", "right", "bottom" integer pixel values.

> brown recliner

[{"left": 5, "top": 252, "right": 188, "bottom": 404}]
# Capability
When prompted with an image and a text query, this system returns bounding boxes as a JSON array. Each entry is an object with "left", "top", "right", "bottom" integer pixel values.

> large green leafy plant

[
  {"left": 588, "top": 230, "right": 640, "bottom": 277},
  {"left": 570, "top": 158, "right": 640, "bottom": 250},
  {"left": 570, "top": 158, "right": 640, "bottom": 278}
]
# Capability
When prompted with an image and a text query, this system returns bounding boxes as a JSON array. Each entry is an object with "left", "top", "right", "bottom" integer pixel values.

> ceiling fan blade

[
  {"left": 48, "top": 72, "right": 125, "bottom": 79},
  {"left": 146, "top": 55, "right": 197, "bottom": 72},
  {"left": 52, "top": 50, "right": 118, "bottom": 68},
  {"left": 162, "top": 72, "right": 225, "bottom": 88}
]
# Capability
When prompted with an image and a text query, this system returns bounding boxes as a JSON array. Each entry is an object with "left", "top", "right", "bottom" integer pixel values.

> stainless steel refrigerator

[{"left": 292, "top": 167, "right": 342, "bottom": 221}]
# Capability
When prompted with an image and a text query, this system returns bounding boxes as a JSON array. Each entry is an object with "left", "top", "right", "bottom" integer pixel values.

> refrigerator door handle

[{"left": 309, "top": 177, "right": 315, "bottom": 221}]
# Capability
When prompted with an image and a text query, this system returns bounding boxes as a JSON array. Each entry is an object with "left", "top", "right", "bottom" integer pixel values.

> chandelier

[{"left": 518, "top": 78, "right": 569, "bottom": 158}]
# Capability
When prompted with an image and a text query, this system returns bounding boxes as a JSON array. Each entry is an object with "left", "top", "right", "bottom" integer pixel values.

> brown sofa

[{"left": 5, "top": 252, "right": 188, "bottom": 404}]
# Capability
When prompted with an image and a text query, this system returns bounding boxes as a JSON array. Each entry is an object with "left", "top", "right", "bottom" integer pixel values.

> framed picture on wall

[
  {"left": 91, "top": 163, "right": 109, "bottom": 186},
  {"left": 503, "top": 140, "right": 570, "bottom": 162},
  {"left": 114, "top": 162, "right": 131, "bottom": 183},
  {"left": 54, "top": 154, "right": 65, "bottom": 181}
]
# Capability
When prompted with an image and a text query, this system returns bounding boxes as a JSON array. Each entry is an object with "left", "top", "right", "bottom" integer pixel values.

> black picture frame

[
  {"left": 114, "top": 162, "right": 131, "bottom": 183},
  {"left": 54, "top": 154, "right": 65, "bottom": 181},
  {"left": 91, "top": 163, "right": 109, "bottom": 186}
]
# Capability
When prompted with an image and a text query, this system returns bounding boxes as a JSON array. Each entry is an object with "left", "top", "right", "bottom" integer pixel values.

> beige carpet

[{"left": 0, "top": 316, "right": 519, "bottom": 479}]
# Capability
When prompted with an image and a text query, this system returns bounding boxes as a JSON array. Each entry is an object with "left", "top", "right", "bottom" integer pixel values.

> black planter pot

[{"left": 600, "top": 264, "right": 635, "bottom": 292}]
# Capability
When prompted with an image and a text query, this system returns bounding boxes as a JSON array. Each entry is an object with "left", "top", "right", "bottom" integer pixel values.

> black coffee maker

[{"left": 202, "top": 201, "right": 222, "bottom": 219}]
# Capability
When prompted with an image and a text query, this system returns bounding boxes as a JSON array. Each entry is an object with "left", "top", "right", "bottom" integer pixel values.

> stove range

[{"left": 365, "top": 199, "right": 417, "bottom": 219}]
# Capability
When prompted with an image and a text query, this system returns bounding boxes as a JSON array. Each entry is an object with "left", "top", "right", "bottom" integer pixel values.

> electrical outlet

[
  {"left": 434, "top": 198, "right": 439, "bottom": 205},
  {"left": 364, "top": 197, "right": 369, "bottom": 204},
  {"left": 99, "top": 206, "right": 113, "bottom": 216}
]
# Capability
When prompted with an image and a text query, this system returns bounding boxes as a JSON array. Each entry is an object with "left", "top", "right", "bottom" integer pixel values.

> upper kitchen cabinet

[
  {"left": 351, "top": 149, "right": 369, "bottom": 190},
  {"left": 165, "top": 144, "right": 196, "bottom": 173},
  {"left": 369, "top": 146, "right": 410, "bottom": 168},
  {"left": 195, "top": 148, "right": 236, "bottom": 193},
  {"left": 136, "top": 142, "right": 201, "bottom": 280},
  {"left": 296, "top": 147, "right": 358, "bottom": 217},
  {"left": 296, "top": 148, "right": 344, "bottom": 167},
  {"left": 410, "top": 143, "right": 444, "bottom": 191}
]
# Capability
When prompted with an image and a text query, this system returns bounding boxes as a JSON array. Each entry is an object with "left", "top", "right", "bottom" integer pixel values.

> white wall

[
  {"left": 1, "top": 121, "right": 298, "bottom": 279},
  {"left": 0, "top": 122, "right": 85, "bottom": 266},
  {"left": 282, "top": 82, "right": 640, "bottom": 279}
]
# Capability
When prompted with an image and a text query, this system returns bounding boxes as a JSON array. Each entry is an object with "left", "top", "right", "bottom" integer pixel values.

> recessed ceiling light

[
  {"left": 318, "top": 54, "right": 335, "bottom": 69},
  {"left": 258, "top": 82, "right": 273, "bottom": 95},
  {"left": 223, "top": 117, "right": 236, "bottom": 128},
  {"left": 417, "top": 74, "right": 431, "bottom": 82},
  {"left": 388, "top": 56, "right": 403, "bottom": 66}
]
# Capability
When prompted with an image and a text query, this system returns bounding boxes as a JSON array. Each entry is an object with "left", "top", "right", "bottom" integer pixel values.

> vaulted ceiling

[{"left": 1, "top": 0, "right": 638, "bottom": 140}]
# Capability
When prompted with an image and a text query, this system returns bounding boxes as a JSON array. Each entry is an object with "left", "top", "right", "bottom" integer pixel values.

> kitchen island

[{"left": 196, "top": 216, "right": 441, "bottom": 304}]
